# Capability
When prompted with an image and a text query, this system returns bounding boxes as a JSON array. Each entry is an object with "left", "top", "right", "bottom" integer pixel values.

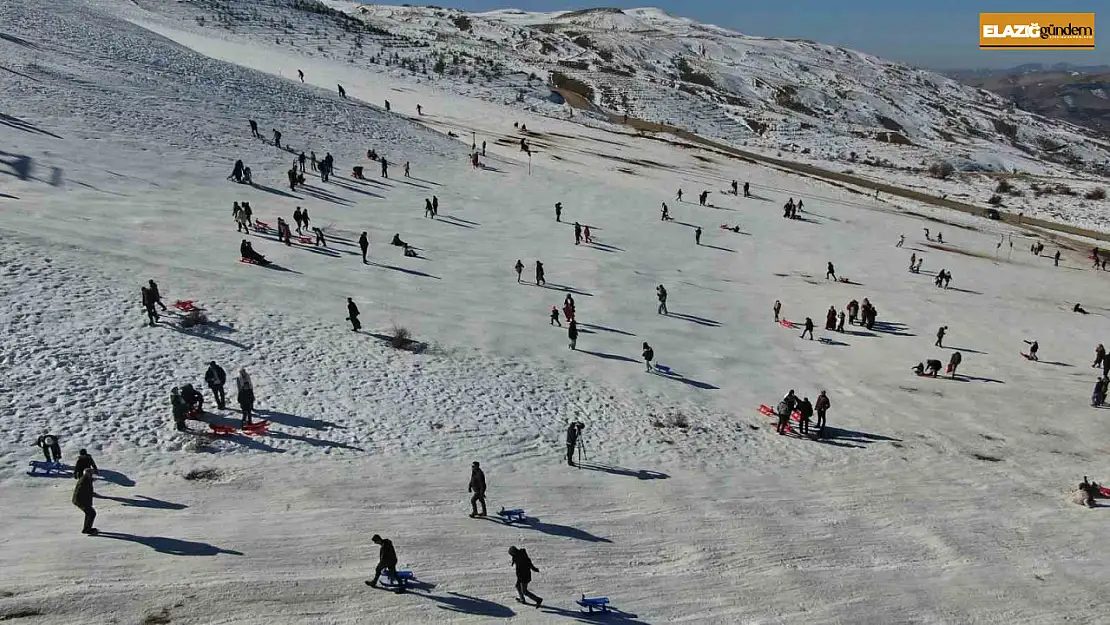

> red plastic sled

[
  {"left": 298, "top": 236, "right": 313, "bottom": 244},
  {"left": 239, "top": 258, "right": 258, "bottom": 265},
  {"left": 254, "top": 220, "right": 270, "bottom": 230},
  {"left": 758, "top": 404, "right": 775, "bottom": 416},
  {"left": 1100, "top": 486, "right": 1110, "bottom": 498},
  {"left": 779, "top": 320, "right": 797, "bottom": 328},
  {"left": 173, "top": 300, "right": 197, "bottom": 312}
]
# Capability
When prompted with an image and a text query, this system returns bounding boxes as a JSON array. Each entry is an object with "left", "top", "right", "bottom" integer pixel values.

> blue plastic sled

[
  {"left": 577, "top": 595, "right": 611, "bottom": 613},
  {"left": 380, "top": 570, "right": 415, "bottom": 586},
  {"left": 498, "top": 507, "right": 527, "bottom": 524},
  {"left": 27, "top": 461, "right": 68, "bottom": 476}
]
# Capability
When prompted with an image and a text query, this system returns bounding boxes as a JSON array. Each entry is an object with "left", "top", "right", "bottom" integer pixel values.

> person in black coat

[
  {"left": 814, "top": 391, "right": 830, "bottom": 433},
  {"left": 347, "top": 298, "right": 361, "bottom": 331},
  {"left": 180, "top": 384, "right": 203, "bottom": 413},
  {"left": 642, "top": 342, "right": 654, "bottom": 372},
  {"left": 73, "top": 468, "right": 98, "bottom": 534},
  {"left": 797, "top": 397, "right": 814, "bottom": 435},
  {"left": 73, "top": 449, "right": 98, "bottom": 479},
  {"left": 468, "top": 461, "right": 487, "bottom": 517},
  {"left": 566, "top": 421, "right": 583, "bottom": 466},
  {"left": 205, "top": 361, "right": 228, "bottom": 410},
  {"left": 359, "top": 232, "right": 369, "bottom": 264},
  {"left": 567, "top": 320, "right": 578, "bottom": 350},
  {"left": 366, "top": 534, "right": 403, "bottom": 589},
  {"left": 148, "top": 280, "right": 167, "bottom": 310},
  {"left": 140, "top": 286, "right": 159, "bottom": 326},
  {"left": 535, "top": 261, "right": 545, "bottom": 286},
  {"left": 508, "top": 546, "right": 542, "bottom": 607},
  {"left": 36, "top": 434, "right": 62, "bottom": 463},
  {"left": 800, "top": 317, "right": 815, "bottom": 340}
]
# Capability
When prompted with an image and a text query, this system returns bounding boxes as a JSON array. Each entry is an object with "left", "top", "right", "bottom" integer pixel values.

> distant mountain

[
  {"left": 955, "top": 69, "right": 1110, "bottom": 137},
  {"left": 946, "top": 63, "right": 1110, "bottom": 80}
]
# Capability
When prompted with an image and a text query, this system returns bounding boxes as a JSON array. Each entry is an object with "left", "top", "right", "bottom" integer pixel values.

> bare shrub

[
  {"left": 1085, "top": 187, "right": 1107, "bottom": 200},
  {"left": 987, "top": 194, "right": 1003, "bottom": 205},
  {"left": 928, "top": 161, "right": 955, "bottom": 179},
  {"left": 184, "top": 467, "right": 222, "bottom": 481},
  {"left": 995, "top": 179, "right": 1014, "bottom": 193}
]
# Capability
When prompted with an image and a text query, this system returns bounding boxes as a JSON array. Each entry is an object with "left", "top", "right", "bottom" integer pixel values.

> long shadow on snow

[
  {"left": 944, "top": 345, "right": 987, "bottom": 355},
  {"left": 432, "top": 217, "right": 475, "bottom": 230},
  {"left": 946, "top": 286, "right": 983, "bottom": 295},
  {"left": 267, "top": 430, "right": 364, "bottom": 452},
  {"left": 95, "top": 495, "right": 187, "bottom": 510},
  {"left": 651, "top": 369, "right": 718, "bottom": 390},
  {"left": 166, "top": 323, "right": 251, "bottom": 350},
  {"left": 0, "top": 112, "right": 63, "bottom": 139},
  {"left": 957, "top": 374, "right": 1005, "bottom": 383},
  {"left": 416, "top": 592, "right": 514, "bottom": 618},
  {"left": 538, "top": 283, "right": 593, "bottom": 297},
  {"left": 699, "top": 243, "right": 736, "bottom": 253},
  {"left": 579, "top": 349, "right": 638, "bottom": 363},
  {"left": 249, "top": 182, "right": 301, "bottom": 200},
  {"left": 328, "top": 178, "right": 385, "bottom": 199},
  {"left": 667, "top": 312, "right": 721, "bottom": 327},
  {"left": 869, "top": 321, "right": 914, "bottom": 337},
  {"left": 256, "top": 409, "right": 344, "bottom": 431},
  {"left": 586, "top": 242, "right": 622, "bottom": 253},
  {"left": 540, "top": 605, "right": 650, "bottom": 625},
  {"left": 397, "top": 179, "right": 432, "bottom": 190},
  {"left": 297, "top": 185, "right": 353, "bottom": 206},
  {"left": 579, "top": 322, "right": 635, "bottom": 336},
  {"left": 577, "top": 463, "right": 668, "bottom": 480},
  {"left": 484, "top": 517, "right": 611, "bottom": 543},
  {"left": 209, "top": 431, "right": 286, "bottom": 453},
  {"left": 291, "top": 243, "right": 342, "bottom": 258},
  {"left": 408, "top": 176, "right": 442, "bottom": 186},
  {"left": 441, "top": 215, "right": 480, "bottom": 226},
  {"left": 368, "top": 261, "right": 440, "bottom": 280},
  {"left": 820, "top": 426, "right": 902, "bottom": 446},
  {"left": 95, "top": 532, "right": 243, "bottom": 556},
  {"left": 97, "top": 469, "right": 136, "bottom": 487}
]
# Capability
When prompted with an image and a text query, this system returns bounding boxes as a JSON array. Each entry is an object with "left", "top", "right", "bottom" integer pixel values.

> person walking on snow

[
  {"left": 1094, "top": 344, "right": 1105, "bottom": 369},
  {"left": 564, "top": 294, "right": 575, "bottom": 320},
  {"left": 896, "top": 234, "right": 905, "bottom": 248},
  {"left": 359, "top": 232, "right": 369, "bottom": 264},
  {"left": 249, "top": 119, "right": 260, "bottom": 138},
  {"left": 297, "top": 69, "right": 304, "bottom": 82},
  {"left": 695, "top": 227, "right": 702, "bottom": 245},
  {"left": 380, "top": 158, "right": 389, "bottom": 178},
  {"left": 574, "top": 222, "right": 582, "bottom": 245},
  {"left": 743, "top": 181, "right": 750, "bottom": 197},
  {"left": 699, "top": 190, "right": 709, "bottom": 206},
  {"left": 140, "top": 286, "right": 159, "bottom": 327},
  {"left": 535, "top": 261, "right": 545, "bottom": 286},
  {"left": 347, "top": 298, "right": 361, "bottom": 332},
  {"left": 568, "top": 320, "right": 578, "bottom": 350},
  {"left": 800, "top": 317, "right": 815, "bottom": 340},
  {"left": 313, "top": 227, "right": 326, "bottom": 247},
  {"left": 403, "top": 161, "right": 410, "bottom": 177},
  {"left": 550, "top": 306, "right": 561, "bottom": 326},
  {"left": 73, "top": 468, "right": 98, "bottom": 535},
  {"left": 337, "top": 84, "right": 346, "bottom": 98},
  {"left": 293, "top": 207, "right": 304, "bottom": 234},
  {"left": 468, "top": 461, "right": 487, "bottom": 517},
  {"left": 826, "top": 262, "right": 837, "bottom": 281},
  {"left": 508, "top": 547, "right": 542, "bottom": 607},
  {"left": 773, "top": 300, "right": 781, "bottom": 322},
  {"left": 366, "top": 535, "right": 403, "bottom": 589},
  {"left": 564, "top": 420, "right": 585, "bottom": 466},
  {"left": 1054, "top": 250, "right": 1061, "bottom": 267},
  {"left": 657, "top": 285, "right": 668, "bottom": 315},
  {"left": 205, "top": 361, "right": 227, "bottom": 410},
  {"left": 272, "top": 129, "right": 282, "bottom": 149},
  {"left": 676, "top": 189, "right": 683, "bottom": 202},
  {"left": 514, "top": 260, "right": 524, "bottom": 283},
  {"left": 661, "top": 203, "right": 670, "bottom": 221},
  {"left": 147, "top": 280, "right": 167, "bottom": 311},
  {"left": 583, "top": 226, "right": 592, "bottom": 244},
  {"left": 935, "top": 326, "right": 947, "bottom": 348},
  {"left": 1024, "top": 340, "right": 1039, "bottom": 361}
]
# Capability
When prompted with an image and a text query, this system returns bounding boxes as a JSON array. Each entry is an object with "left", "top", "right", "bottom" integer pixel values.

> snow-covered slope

[{"left": 5, "top": 0, "right": 1110, "bottom": 623}]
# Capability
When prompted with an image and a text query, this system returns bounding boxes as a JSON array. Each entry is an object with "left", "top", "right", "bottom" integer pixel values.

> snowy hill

[{"left": 5, "top": 0, "right": 1110, "bottom": 623}]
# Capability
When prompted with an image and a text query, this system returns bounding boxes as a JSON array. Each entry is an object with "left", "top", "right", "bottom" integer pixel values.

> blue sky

[{"left": 438, "top": 0, "right": 1107, "bottom": 69}]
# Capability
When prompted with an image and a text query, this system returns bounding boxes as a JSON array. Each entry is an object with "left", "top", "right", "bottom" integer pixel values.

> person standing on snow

[
  {"left": 568, "top": 320, "right": 578, "bottom": 350},
  {"left": 272, "top": 129, "right": 282, "bottom": 149},
  {"left": 947, "top": 351, "right": 962, "bottom": 378},
  {"left": 347, "top": 298, "right": 361, "bottom": 332},
  {"left": 563, "top": 294, "right": 575, "bottom": 321},
  {"left": 293, "top": 207, "right": 304, "bottom": 235},
  {"left": 566, "top": 420, "right": 583, "bottom": 466},
  {"left": 584, "top": 225, "right": 592, "bottom": 244},
  {"left": 432, "top": 196, "right": 438, "bottom": 217},
  {"left": 508, "top": 546, "right": 542, "bottom": 607},
  {"left": 73, "top": 468, "right": 98, "bottom": 535},
  {"left": 694, "top": 226, "right": 702, "bottom": 245},
  {"left": 359, "top": 232, "right": 369, "bottom": 264},
  {"left": 773, "top": 300, "right": 781, "bottom": 322},
  {"left": 337, "top": 84, "right": 346, "bottom": 98},
  {"left": 935, "top": 326, "right": 947, "bottom": 348},
  {"left": 380, "top": 157, "right": 389, "bottom": 178},
  {"left": 797, "top": 397, "right": 814, "bottom": 436},
  {"left": 676, "top": 189, "right": 683, "bottom": 202},
  {"left": 236, "top": 370, "right": 255, "bottom": 427},
  {"left": 1094, "top": 344, "right": 1105, "bottom": 369},
  {"left": 205, "top": 361, "right": 227, "bottom": 410},
  {"left": 248, "top": 120, "right": 260, "bottom": 138},
  {"left": 535, "top": 261, "right": 545, "bottom": 286},
  {"left": 825, "top": 306, "right": 836, "bottom": 331},
  {"left": 815, "top": 390, "right": 830, "bottom": 433},
  {"left": 514, "top": 260, "right": 524, "bottom": 283},
  {"left": 550, "top": 306, "right": 561, "bottom": 326},
  {"left": 298, "top": 152, "right": 306, "bottom": 172},
  {"left": 574, "top": 222, "right": 582, "bottom": 245},
  {"left": 468, "top": 461, "right": 487, "bottom": 518},
  {"left": 147, "top": 280, "right": 168, "bottom": 311},
  {"left": 1054, "top": 250, "right": 1061, "bottom": 267},
  {"left": 297, "top": 69, "right": 304, "bottom": 82},
  {"left": 642, "top": 342, "right": 654, "bottom": 372},
  {"left": 140, "top": 286, "right": 159, "bottom": 327},
  {"left": 800, "top": 317, "right": 815, "bottom": 340},
  {"left": 555, "top": 202, "right": 562, "bottom": 222},
  {"left": 1093, "top": 378, "right": 1108, "bottom": 407},
  {"left": 836, "top": 310, "right": 846, "bottom": 332},
  {"left": 743, "top": 181, "right": 750, "bottom": 197},
  {"left": 657, "top": 285, "right": 668, "bottom": 315},
  {"left": 661, "top": 202, "right": 670, "bottom": 221}
]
